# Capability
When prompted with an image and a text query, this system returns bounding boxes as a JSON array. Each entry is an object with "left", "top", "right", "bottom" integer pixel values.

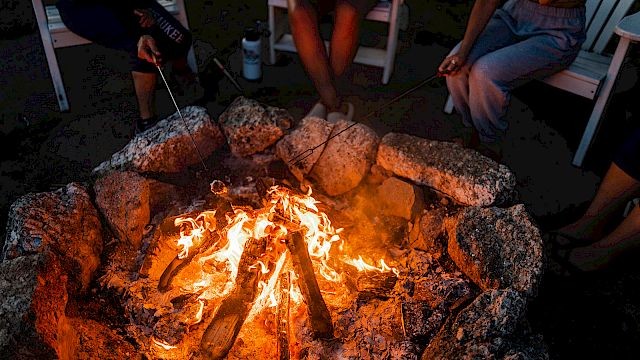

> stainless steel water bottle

[{"left": 242, "top": 26, "right": 261, "bottom": 81}]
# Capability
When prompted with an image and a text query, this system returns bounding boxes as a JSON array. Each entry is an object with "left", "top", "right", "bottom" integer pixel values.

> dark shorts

[
  {"left": 56, "top": 0, "right": 191, "bottom": 73},
  {"left": 614, "top": 127, "right": 640, "bottom": 181}
]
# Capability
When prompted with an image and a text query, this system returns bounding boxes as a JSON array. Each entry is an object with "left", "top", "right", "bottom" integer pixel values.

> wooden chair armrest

[{"left": 615, "top": 11, "right": 640, "bottom": 42}]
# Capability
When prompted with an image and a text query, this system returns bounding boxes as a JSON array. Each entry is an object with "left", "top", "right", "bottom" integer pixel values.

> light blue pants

[{"left": 446, "top": 0, "right": 586, "bottom": 142}]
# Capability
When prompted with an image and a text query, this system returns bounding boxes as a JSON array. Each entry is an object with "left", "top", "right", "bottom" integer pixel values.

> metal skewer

[
  {"left": 289, "top": 73, "right": 442, "bottom": 167},
  {"left": 213, "top": 57, "right": 244, "bottom": 93},
  {"left": 153, "top": 57, "right": 209, "bottom": 171}
]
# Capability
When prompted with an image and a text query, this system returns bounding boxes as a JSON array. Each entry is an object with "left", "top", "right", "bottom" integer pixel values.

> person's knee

[{"left": 468, "top": 60, "right": 504, "bottom": 91}]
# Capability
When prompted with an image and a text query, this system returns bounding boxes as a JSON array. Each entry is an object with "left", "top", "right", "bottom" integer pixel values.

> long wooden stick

[{"left": 286, "top": 231, "right": 333, "bottom": 339}]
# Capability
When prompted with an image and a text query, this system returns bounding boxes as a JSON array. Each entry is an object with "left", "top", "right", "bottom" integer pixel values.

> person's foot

[
  {"left": 135, "top": 115, "right": 159, "bottom": 135},
  {"left": 550, "top": 214, "right": 608, "bottom": 249},
  {"left": 305, "top": 101, "right": 327, "bottom": 119},
  {"left": 566, "top": 243, "right": 621, "bottom": 272},
  {"left": 327, "top": 102, "right": 354, "bottom": 123}
]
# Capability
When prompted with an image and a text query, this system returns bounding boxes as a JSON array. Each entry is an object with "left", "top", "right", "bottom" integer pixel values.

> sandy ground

[{"left": 1, "top": 0, "right": 640, "bottom": 358}]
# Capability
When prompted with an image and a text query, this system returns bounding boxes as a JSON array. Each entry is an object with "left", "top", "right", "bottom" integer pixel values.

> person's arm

[{"left": 439, "top": 0, "right": 501, "bottom": 75}]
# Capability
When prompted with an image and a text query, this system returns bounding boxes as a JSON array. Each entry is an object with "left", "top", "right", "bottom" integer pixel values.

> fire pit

[{"left": 0, "top": 99, "right": 547, "bottom": 359}]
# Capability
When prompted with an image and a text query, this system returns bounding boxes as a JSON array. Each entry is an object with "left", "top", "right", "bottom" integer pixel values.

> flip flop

[{"left": 327, "top": 102, "right": 354, "bottom": 124}]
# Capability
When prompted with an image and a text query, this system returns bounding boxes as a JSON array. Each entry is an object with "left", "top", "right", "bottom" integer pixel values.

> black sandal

[{"left": 135, "top": 115, "right": 159, "bottom": 134}]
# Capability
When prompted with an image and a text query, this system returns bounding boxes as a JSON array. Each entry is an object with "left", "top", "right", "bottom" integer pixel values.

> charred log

[
  {"left": 277, "top": 272, "right": 291, "bottom": 360},
  {"left": 158, "top": 231, "right": 220, "bottom": 292},
  {"left": 286, "top": 231, "right": 334, "bottom": 339},
  {"left": 355, "top": 272, "right": 398, "bottom": 300},
  {"left": 157, "top": 194, "right": 234, "bottom": 292},
  {"left": 200, "top": 236, "right": 266, "bottom": 359}
]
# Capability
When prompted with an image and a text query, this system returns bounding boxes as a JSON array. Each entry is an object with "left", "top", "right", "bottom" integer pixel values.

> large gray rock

[
  {"left": 310, "top": 119, "right": 379, "bottom": 195},
  {"left": 446, "top": 205, "right": 543, "bottom": 296},
  {"left": 3, "top": 183, "right": 103, "bottom": 293},
  {"left": 94, "top": 171, "right": 151, "bottom": 249},
  {"left": 376, "top": 133, "right": 516, "bottom": 206},
  {"left": 276, "top": 116, "right": 332, "bottom": 181},
  {"left": 422, "top": 289, "right": 547, "bottom": 360},
  {"left": 218, "top": 96, "right": 293, "bottom": 157},
  {"left": 0, "top": 252, "right": 76, "bottom": 359},
  {"left": 377, "top": 177, "right": 424, "bottom": 220},
  {"left": 93, "top": 106, "right": 225, "bottom": 175}
]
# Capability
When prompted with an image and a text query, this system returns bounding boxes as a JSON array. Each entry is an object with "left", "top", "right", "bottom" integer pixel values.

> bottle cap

[{"left": 244, "top": 27, "right": 259, "bottom": 41}]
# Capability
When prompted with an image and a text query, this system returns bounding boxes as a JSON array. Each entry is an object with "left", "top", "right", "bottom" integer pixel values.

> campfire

[
  {"left": 0, "top": 100, "right": 546, "bottom": 359},
  {"left": 139, "top": 178, "right": 402, "bottom": 359}
]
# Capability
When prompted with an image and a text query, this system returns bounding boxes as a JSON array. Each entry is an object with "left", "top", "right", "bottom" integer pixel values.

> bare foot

[
  {"left": 567, "top": 243, "right": 621, "bottom": 272},
  {"left": 554, "top": 216, "right": 607, "bottom": 247}
]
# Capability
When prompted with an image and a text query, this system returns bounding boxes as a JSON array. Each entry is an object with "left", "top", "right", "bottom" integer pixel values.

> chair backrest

[{"left": 584, "top": 0, "right": 635, "bottom": 53}]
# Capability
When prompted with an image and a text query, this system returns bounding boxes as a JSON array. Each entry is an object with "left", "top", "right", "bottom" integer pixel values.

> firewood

[
  {"left": 355, "top": 272, "right": 398, "bottom": 299},
  {"left": 200, "top": 236, "right": 266, "bottom": 359},
  {"left": 158, "top": 231, "right": 220, "bottom": 292},
  {"left": 277, "top": 272, "right": 291, "bottom": 360},
  {"left": 286, "top": 231, "right": 333, "bottom": 339},
  {"left": 157, "top": 195, "right": 233, "bottom": 292}
]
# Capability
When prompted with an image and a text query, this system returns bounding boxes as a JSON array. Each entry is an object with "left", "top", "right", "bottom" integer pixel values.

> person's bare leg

[
  {"left": 288, "top": 0, "right": 340, "bottom": 111},
  {"left": 569, "top": 204, "right": 640, "bottom": 271},
  {"left": 557, "top": 163, "right": 640, "bottom": 242},
  {"left": 132, "top": 70, "right": 157, "bottom": 120},
  {"left": 330, "top": 0, "right": 374, "bottom": 78}
]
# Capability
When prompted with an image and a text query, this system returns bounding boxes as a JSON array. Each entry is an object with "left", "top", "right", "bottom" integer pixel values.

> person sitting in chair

[
  {"left": 550, "top": 127, "right": 640, "bottom": 274},
  {"left": 439, "top": 0, "right": 586, "bottom": 160},
  {"left": 287, "top": 0, "right": 378, "bottom": 122},
  {"left": 56, "top": 0, "right": 200, "bottom": 134}
]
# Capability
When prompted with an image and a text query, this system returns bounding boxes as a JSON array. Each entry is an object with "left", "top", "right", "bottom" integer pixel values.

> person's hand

[
  {"left": 134, "top": 8, "right": 155, "bottom": 28},
  {"left": 137, "top": 35, "right": 162, "bottom": 65},
  {"left": 438, "top": 52, "right": 467, "bottom": 76}
]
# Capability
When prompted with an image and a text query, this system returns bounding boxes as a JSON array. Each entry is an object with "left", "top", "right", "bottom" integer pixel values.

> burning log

[
  {"left": 277, "top": 272, "right": 291, "bottom": 360},
  {"left": 157, "top": 232, "right": 219, "bottom": 292},
  {"left": 158, "top": 187, "right": 234, "bottom": 292},
  {"left": 286, "top": 231, "right": 334, "bottom": 339},
  {"left": 200, "top": 236, "right": 267, "bottom": 359},
  {"left": 355, "top": 272, "right": 398, "bottom": 299}
]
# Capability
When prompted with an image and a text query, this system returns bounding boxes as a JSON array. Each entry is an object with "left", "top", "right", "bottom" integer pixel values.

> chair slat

[
  {"left": 584, "top": 0, "right": 619, "bottom": 51},
  {"left": 593, "top": 0, "right": 635, "bottom": 53},
  {"left": 585, "top": 0, "right": 598, "bottom": 25}
]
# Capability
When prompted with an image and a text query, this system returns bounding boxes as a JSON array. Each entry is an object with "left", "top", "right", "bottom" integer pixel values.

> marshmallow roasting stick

[{"left": 153, "top": 56, "right": 209, "bottom": 171}]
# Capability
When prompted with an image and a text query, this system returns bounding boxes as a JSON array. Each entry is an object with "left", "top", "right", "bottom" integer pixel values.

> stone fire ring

[{"left": 0, "top": 102, "right": 546, "bottom": 359}]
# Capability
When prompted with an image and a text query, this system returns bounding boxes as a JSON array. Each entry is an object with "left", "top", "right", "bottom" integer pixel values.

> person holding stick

[
  {"left": 56, "top": 0, "right": 202, "bottom": 134},
  {"left": 439, "top": 0, "right": 586, "bottom": 160}
]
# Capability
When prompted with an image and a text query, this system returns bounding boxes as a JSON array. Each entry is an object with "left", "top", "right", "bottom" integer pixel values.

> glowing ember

[{"left": 152, "top": 337, "right": 177, "bottom": 350}]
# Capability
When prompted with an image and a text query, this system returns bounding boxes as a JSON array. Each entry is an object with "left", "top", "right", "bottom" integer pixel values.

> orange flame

[
  {"left": 343, "top": 256, "right": 400, "bottom": 277},
  {"left": 162, "top": 184, "right": 402, "bottom": 346}
]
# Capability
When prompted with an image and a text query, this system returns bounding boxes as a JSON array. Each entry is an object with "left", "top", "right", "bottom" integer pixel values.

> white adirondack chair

[
  {"left": 443, "top": 0, "right": 639, "bottom": 167},
  {"left": 267, "top": 0, "right": 407, "bottom": 84},
  {"left": 32, "top": 0, "right": 197, "bottom": 112}
]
